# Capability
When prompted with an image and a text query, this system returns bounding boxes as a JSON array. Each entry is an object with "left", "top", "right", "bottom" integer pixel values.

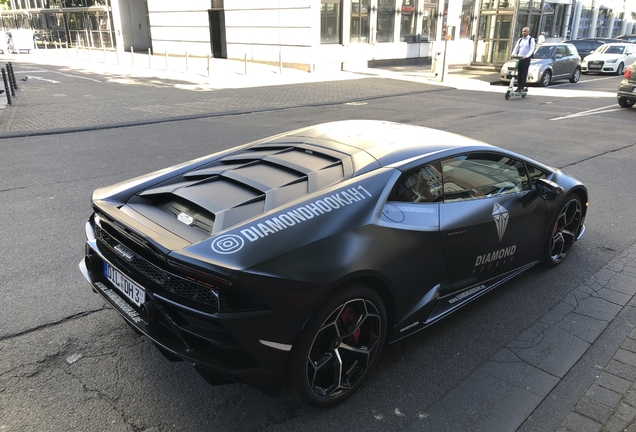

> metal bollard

[
  {"left": 2, "top": 68, "right": 12, "bottom": 106},
  {"left": 6, "top": 64, "right": 16, "bottom": 96},
  {"left": 148, "top": 48, "right": 151, "bottom": 68},
  {"left": 8, "top": 62, "right": 18, "bottom": 91},
  {"left": 244, "top": 53, "right": 247, "bottom": 75},
  {"left": 130, "top": 46, "right": 134, "bottom": 66},
  {"left": 207, "top": 54, "right": 211, "bottom": 77}
]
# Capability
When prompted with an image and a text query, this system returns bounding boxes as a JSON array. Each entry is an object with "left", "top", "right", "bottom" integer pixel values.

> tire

[
  {"left": 540, "top": 70, "right": 552, "bottom": 87},
  {"left": 616, "top": 63, "right": 625, "bottom": 76},
  {"left": 505, "top": 91, "right": 511, "bottom": 100},
  {"left": 569, "top": 67, "right": 581, "bottom": 83},
  {"left": 541, "top": 195, "right": 584, "bottom": 267},
  {"left": 618, "top": 97, "right": 636, "bottom": 108},
  {"left": 287, "top": 282, "right": 387, "bottom": 408}
]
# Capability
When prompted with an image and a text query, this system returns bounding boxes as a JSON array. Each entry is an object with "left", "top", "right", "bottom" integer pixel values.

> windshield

[
  {"left": 598, "top": 45, "right": 625, "bottom": 54},
  {"left": 533, "top": 46, "right": 555, "bottom": 59}
]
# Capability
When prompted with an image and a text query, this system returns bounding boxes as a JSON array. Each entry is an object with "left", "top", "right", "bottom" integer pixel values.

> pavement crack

[
  {"left": 460, "top": 110, "right": 506, "bottom": 120},
  {"left": 559, "top": 142, "right": 636, "bottom": 170},
  {"left": 0, "top": 186, "right": 27, "bottom": 193},
  {"left": 0, "top": 307, "right": 107, "bottom": 342}
]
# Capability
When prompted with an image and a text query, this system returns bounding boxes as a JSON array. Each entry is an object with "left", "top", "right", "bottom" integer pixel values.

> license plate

[
  {"left": 104, "top": 262, "right": 145, "bottom": 307},
  {"left": 589, "top": 65, "right": 601, "bottom": 69}
]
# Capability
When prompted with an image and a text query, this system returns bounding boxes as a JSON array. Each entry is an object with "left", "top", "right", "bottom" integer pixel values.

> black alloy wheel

[
  {"left": 287, "top": 282, "right": 387, "bottom": 408},
  {"left": 542, "top": 195, "right": 583, "bottom": 267},
  {"left": 569, "top": 67, "right": 581, "bottom": 83},
  {"left": 618, "top": 97, "right": 636, "bottom": 108},
  {"left": 540, "top": 70, "right": 552, "bottom": 87}
]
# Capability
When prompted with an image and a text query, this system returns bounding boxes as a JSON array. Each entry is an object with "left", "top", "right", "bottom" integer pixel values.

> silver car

[{"left": 500, "top": 43, "right": 582, "bottom": 87}]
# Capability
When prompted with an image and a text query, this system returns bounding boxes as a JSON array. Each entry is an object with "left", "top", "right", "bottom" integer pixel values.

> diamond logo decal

[{"left": 492, "top": 203, "right": 509, "bottom": 243}]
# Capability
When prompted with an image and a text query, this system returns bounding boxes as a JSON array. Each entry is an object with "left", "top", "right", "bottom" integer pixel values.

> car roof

[{"left": 272, "top": 120, "right": 491, "bottom": 169}]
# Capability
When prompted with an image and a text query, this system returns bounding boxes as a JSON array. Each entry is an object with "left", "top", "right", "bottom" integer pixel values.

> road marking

[
  {"left": 16, "top": 68, "right": 101, "bottom": 82},
  {"left": 550, "top": 104, "right": 623, "bottom": 120},
  {"left": 24, "top": 75, "right": 61, "bottom": 83}
]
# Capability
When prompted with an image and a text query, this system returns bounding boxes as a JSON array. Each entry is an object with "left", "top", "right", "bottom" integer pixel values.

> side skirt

[{"left": 390, "top": 261, "right": 539, "bottom": 342}]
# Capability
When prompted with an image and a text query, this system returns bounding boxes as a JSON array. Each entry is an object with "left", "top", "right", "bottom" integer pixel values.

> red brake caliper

[{"left": 340, "top": 305, "right": 361, "bottom": 344}]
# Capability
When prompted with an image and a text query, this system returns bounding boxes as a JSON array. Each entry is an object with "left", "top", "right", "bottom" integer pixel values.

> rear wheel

[
  {"left": 618, "top": 97, "right": 636, "bottom": 108},
  {"left": 541, "top": 195, "right": 583, "bottom": 267},
  {"left": 287, "top": 282, "right": 387, "bottom": 408},
  {"left": 540, "top": 70, "right": 552, "bottom": 87},
  {"left": 569, "top": 67, "right": 581, "bottom": 83},
  {"left": 616, "top": 63, "right": 625, "bottom": 76}
]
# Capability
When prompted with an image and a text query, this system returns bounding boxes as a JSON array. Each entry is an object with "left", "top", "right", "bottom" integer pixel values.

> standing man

[
  {"left": 511, "top": 27, "right": 536, "bottom": 92},
  {"left": 538, "top": 31, "right": 546, "bottom": 45}
]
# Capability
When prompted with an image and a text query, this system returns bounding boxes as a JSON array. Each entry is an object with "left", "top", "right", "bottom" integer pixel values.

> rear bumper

[
  {"left": 617, "top": 80, "right": 636, "bottom": 99},
  {"left": 80, "top": 221, "right": 301, "bottom": 395}
]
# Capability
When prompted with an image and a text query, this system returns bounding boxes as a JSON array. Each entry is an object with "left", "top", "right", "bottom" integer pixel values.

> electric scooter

[{"left": 505, "top": 56, "right": 528, "bottom": 100}]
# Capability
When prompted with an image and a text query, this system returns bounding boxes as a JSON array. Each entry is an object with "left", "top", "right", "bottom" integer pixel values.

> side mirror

[
  {"left": 536, "top": 178, "right": 564, "bottom": 201},
  {"left": 555, "top": 54, "right": 563, "bottom": 59}
]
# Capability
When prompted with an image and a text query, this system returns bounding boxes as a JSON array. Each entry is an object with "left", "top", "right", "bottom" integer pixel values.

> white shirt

[
  {"left": 538, "top": 34, "right": 546, "bottom": 44},
  {"left": 512, "top": 36, "right": 536, "bottom": 57}
]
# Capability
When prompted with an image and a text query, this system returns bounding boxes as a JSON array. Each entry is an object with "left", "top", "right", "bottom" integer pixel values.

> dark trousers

[{"left": 517, "top": 57, "right": 531, "bottom": 89}]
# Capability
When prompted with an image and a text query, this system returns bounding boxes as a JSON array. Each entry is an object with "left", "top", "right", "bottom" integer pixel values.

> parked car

[
  {"left": 617, "top": 59, "right": 636, "bottom": 108},
  {"left": 563, "top": 39, "right": 608, "bottom": 59},
  {"left": 500, "top": 43, "right": 581, "bottom": 86},
  {"left": 582, "top": 43, "right": 636, "bottom": 75},
  {"left": 80, "top": 120, "right": 588, "bottom": 407},
  {"left": 616, "top": 34, "right": 636, "bottom": 43}
]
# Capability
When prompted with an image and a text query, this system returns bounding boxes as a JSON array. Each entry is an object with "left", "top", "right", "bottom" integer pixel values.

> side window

[
  {"left": 389, "top": 161, "right": 443, "bottom": 203},
  {"left": 556, "top": 45, "right": 567, "bottom": 56},
  {"left": 525, "top": 162, "right": 549, "bottom": 188},
  {"left": 440, "top": 153, "right": 530, "bottom": 203},
  {"left": 566, "top": 45, "right": 575, "bottom": 56}
]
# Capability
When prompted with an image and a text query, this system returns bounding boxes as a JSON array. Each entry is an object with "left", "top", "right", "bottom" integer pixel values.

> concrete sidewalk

[{"left": 2, "top": 50, "right": 636, "bottom": 432}]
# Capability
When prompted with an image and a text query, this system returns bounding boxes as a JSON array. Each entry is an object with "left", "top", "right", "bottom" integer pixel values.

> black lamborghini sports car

[{"left": 80, "top": 120, "right": 587, "bottom": 407}]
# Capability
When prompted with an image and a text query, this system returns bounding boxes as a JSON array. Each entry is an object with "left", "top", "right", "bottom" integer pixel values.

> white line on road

[
  {"left": 15, "top": 68, "right": 101, "bottom": 82},
  {"left": 550, "top": 104, "right": 623, "bottom": 120},
  {"left": 24, "top": 75, "right": 61, "bottom": 83}
]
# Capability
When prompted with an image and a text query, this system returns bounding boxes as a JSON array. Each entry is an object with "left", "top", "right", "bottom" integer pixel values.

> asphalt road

[{"left": 1, "top": 68, "right": 635, "bottom": 431}]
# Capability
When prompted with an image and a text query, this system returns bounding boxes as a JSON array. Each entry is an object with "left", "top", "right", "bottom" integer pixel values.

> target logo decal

[{"left": 211, "top": 234, "right": 245, "bottom": 254}]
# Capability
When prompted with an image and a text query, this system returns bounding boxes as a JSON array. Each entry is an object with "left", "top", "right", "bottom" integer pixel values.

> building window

[
  {"left": 460, "top": 0, "right": 474, "bottom": 38},
  {"left": 321, "top": 1, "right": 342, "bottom": 44},
  {"left": 421, "top": 3, "right": 437, "bottom": 41},
  {"left": 377, "top": 0, "right": 396, "bottom": 42},
  {"left": 400, "top": 0, "right": 418, "bottom": 42},
  {"left": 351, "top": 0, "right": 370, "bottom": 43}
]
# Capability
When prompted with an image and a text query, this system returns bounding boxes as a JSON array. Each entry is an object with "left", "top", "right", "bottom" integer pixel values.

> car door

[
  {"left": 625, "top": 45, "right": 636, "bottom": 67},
  {"left": 552, "top": 45, "right": 569, "bottom": 78},
  {"left": 437, "top": 152, "right": 548, "bottom": 293}
]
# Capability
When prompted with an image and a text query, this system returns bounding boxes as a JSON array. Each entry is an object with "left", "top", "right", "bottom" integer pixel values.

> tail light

[{"left": 625, "top": 68, "right": 632, "bottom": 78}]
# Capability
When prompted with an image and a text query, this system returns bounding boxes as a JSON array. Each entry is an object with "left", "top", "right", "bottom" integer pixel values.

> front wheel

[
  {"left": 569, "top": 67, "right": 581, "bottom": 83},
  {"left": 541, "top": 195, "right": 583, "bottom": 267},
  {"left": 540, "top": 70, "right": 552, "bottom": 87},
  {"left": 287, "top": 282, "right": 387, "bottom": 408},
  {"left": 618, "top": 97, "right": 636, "bottom": 108},
  {"left": 616, "top": 63, "right": 625, "bottom": 76},
  {"left": 505, "top": 91, "right": 511, "bottom": 100}
]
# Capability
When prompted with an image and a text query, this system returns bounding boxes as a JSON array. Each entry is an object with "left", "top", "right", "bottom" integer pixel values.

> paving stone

[
  {"left": 607, "top": 273, "right": 636, "bottom": 297},
  {"left": 573, "top": 296, "right": 623, "bottom": 324},
  {"left": 617, "top": 403, "right": 636, "bottom": 422},
  {"left": 574, "top": 397, "right": 614, "bottom": 423},
  {"left": 602, "top": 415, "right": 629, "bottom": 432},
  {"left": 509, "top": 325, "right": 590, "bottom": 378},
  {"left": 624, "top": 390, "right": 636, "bottom": 408},
  {"left": 555, "top": 311, "right": 612, "bottom": 344},
  {"left": 596, "top": 372, "right": 632, "bottom": 395},
  {"left": 615, "top": 349, "right": 636, "bottom": 368},
  {"left": 586, "top": 384, "right": 623, "bottom": 408},
  {"left": 561, "top": 412, "right": 602, "bottom": 432},
  {"left": 623, "top": 337, "right": 636, "bottom": 354},
  {"left": 605, "top": 359, "right": 636, "bottom": 382}
]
